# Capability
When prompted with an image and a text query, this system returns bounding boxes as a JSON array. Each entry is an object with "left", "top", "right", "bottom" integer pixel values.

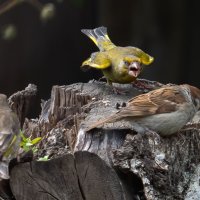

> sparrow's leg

[
  {"left": 145, "top": 130, "right": 160, "bottom": 141},
  {"left": 145, "top": 130, "right": 161, "bottom": 150},
  {"left": 134, "top": 125, "right": 161, "bottom": 146}
]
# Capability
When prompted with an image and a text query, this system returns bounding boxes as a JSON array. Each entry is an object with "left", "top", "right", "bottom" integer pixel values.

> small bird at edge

[{"left": 86, "top": 84, "right": 200, "bottom": 137}]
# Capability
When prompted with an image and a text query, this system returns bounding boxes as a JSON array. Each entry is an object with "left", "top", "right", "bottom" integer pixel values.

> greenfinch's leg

[
  {"left": 98, "top": 76, "right": 107, "bottom": 82},
  {"left": 107, "top": 80, "right": 127, "bottom": 95}
]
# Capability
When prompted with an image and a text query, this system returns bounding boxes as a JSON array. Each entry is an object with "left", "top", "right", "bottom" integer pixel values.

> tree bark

[{"left": 1, "top": 81, "right": 200, "bottom": 200}]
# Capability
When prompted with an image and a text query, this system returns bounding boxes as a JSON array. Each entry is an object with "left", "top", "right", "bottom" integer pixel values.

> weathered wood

[
  {"left": 10, "top": 151, "right": 138, "bottom": 200},
  {"left": 4, "top": 81, "right": 200, "bottom": 200},
  {"left": 27, "top": 81, "right": 141, "bottom": 159},
  {"left": 0, "top": 180, "right": 13, "bottom": 200},
  {"left": 8, "top": 84, "right": 37, "bottom": 127},
  {"left": 74, "top": 151, "right": 130, "bottom": 200},
  {"left": 111, "top": 129, "right": 200, "bottom": 200}
]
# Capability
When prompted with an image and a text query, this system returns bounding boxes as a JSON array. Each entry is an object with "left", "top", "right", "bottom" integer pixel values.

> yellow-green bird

[
  {"left": 81, "top": 26, "right": 154, "bottom": 86},
  {"left": 0, "top": 94, "right": 20, "bottom": 180}
]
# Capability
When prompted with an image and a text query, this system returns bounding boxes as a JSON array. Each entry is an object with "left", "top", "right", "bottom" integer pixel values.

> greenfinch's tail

[{"left": 81, "top": 26, "right": 116, "bottom": 51}]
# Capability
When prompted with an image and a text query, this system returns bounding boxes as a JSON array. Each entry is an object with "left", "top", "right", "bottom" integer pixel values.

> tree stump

[{"left": 1, "top": 81, "right": 200, "bottom": 200}]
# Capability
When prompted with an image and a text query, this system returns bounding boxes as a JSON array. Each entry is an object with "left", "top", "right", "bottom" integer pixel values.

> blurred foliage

[
  {"left": 0, "top": 0, "right": 60, "bottom": 40},
  {"left": 1, "top": 24, "right": 17, "bottom": 40},
  {"left": 70, "top": 0, "right": 85, "bottom": 8},
  {"left": 40, "top": 3, "right": 56, "bottom": 22},
  {"left": 0, "top": 0, "right": 87, "bottom": 40},
  {"left": 56, "top": 0, "right": 63, "bottom": 3}
]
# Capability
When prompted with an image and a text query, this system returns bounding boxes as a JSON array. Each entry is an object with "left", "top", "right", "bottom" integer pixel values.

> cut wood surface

[
  {"left": 10, "top": 152, "right": 131, "bottom": 200},
  {"left": 1, "top": 81, "right": 200, "bottom": 200}
]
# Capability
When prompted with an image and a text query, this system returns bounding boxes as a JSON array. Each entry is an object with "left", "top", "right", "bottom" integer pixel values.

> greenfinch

[
  {"left": 0, "top": 94, "right": 20, "bottom": 179},
  {"left": 81, "top": 26, "right": 154, "bottom": 86}
]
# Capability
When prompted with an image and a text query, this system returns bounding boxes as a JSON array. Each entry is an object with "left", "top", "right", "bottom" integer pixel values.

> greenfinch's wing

[
  {"left": 127, "top": 47, "right": 154, "bottom": 65},
  {"left": 81, "top": 52, "right": 111, "bottom": 69}
]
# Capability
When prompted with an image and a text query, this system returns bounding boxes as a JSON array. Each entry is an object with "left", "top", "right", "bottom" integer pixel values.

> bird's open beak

[{"left": 128, "top": 62, "right": 142, "bottom": 77}]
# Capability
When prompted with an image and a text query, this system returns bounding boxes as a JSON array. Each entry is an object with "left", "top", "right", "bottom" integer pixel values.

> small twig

[
  {"left": 0, "top": 0, "right": 20, "bottom": 16},
  {"left": 0, "top": 0, "right": 43, "bottom": 16},
  {"left": 25, "top": 0, "right": 43, "bottom": 11}
]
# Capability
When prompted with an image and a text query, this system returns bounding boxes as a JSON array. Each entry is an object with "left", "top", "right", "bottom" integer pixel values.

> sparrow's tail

[
  {"left": 86, "top": 113, "right": 122, "bottom": 132},
  {"left": 81, "top": 26, "right": 116, "bottom": 51}
]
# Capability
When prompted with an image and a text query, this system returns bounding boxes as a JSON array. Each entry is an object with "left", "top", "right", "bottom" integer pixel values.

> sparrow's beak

[{"left": 128, "top": 62, "right": 142, "bottom": 77}]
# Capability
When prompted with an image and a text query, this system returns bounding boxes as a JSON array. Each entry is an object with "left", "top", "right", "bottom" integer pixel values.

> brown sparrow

[{"left": 86, "top": 84, "right": 200, "bottom": 136}]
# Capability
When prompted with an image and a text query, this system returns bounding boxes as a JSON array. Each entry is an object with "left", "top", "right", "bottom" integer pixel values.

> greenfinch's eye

[{"left": 124, "top": 60, "right": 129, "bottom": 66}]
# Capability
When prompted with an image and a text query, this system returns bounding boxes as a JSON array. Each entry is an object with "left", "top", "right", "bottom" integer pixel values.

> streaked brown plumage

[
  {"left": 86, "top": 84, "right": 200, "bottom": 136},
  {"left": 0, "top": 94, "right": 20, "bottom": 179}
]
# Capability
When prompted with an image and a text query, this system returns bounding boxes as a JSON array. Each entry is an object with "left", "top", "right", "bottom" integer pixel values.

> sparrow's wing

[
  {"left": 118, "top": 86, "right": 185, "bottom": 117},
  {"left": 86, "top": 86, "right": 187, "bottom": 132}
]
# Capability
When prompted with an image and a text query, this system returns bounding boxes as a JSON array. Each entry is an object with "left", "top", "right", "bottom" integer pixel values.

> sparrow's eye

[{"left": 194, "top": 98, "right": 200, "bottom": 109}]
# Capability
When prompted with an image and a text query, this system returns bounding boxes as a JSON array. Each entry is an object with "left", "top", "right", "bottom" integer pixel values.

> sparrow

[
  {"left": 0, "top": 94, "right": 20, "bottom": 179},
  {"left": 86, "top": 84, "right": 200, "bottom": 136},
  {"left": 81, "top": 26, "right": 154, "bottom": 86}
]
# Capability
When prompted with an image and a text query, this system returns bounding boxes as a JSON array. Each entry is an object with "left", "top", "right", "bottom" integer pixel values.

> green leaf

[
  {"left": 20, "top": 141, "right": 24, "bottom": 146},
  {"left": 20, "top": 131, "right": 28, "bottom": 142},
  {"left": 38, "top": 155, "right": 49, "bottom": 161},
  {"left": 23, "top": 146, "right": 30, "bottom": 152},
  {"left": 31, "top": 137, "right": 42, "bottom": 145},
  {"left": 19, "top": 130, "right": 42, "bottom": 154},
  {"left": 32, "top": 147, "right": 38, "bottom": 153},
  {"left": 25, "top": 142, "right": 33, "bottom": 147}
]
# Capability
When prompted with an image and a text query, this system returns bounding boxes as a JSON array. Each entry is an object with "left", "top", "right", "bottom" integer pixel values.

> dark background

[{"left": 0, "top": 0, "right": 199, "bottom": 116}]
